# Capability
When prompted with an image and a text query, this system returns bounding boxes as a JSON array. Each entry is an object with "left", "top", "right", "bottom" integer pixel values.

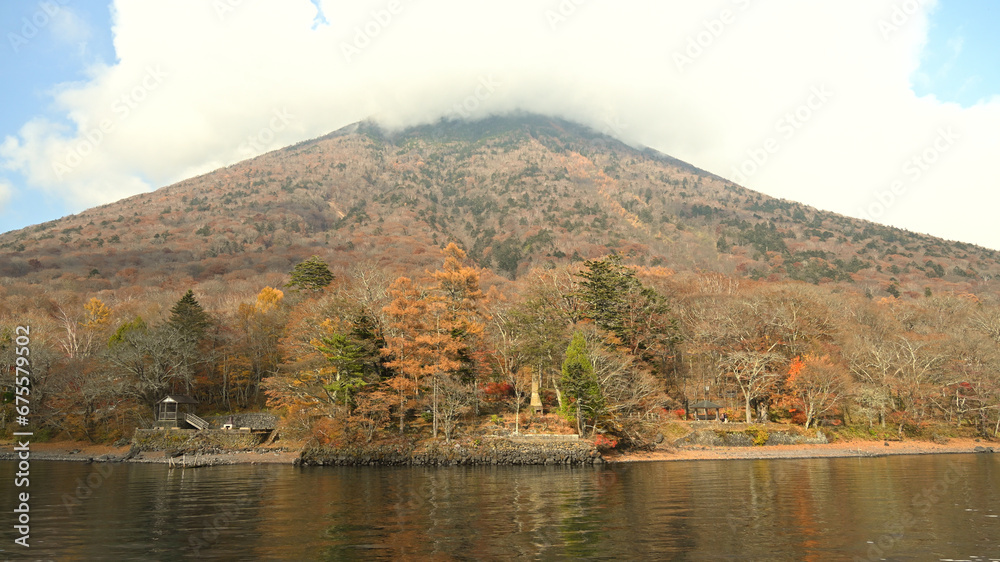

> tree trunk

[
  {"left": 576, "top": 400, "right": 583, "bottom": 435},
  {"left": 514, "top": 397, "right": 521, "bottom": 435},
  {"left": 745, "top": 394, "right": 752, "bottom": 424},
  {"left": 432, "top": 376, "right": 439, "bottom": 439},
  {"left": 398, "top": 387, "right": 405, "bottom": 435}
]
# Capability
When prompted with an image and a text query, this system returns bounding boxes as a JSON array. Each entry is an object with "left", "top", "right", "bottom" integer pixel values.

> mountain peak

[{"left": 1, "top": 113, "right": 998, "bottom": 299}]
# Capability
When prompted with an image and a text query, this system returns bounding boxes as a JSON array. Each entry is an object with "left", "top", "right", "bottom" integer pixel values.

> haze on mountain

[{"left": 3, "top": 2, "right": 1000, "bottom": 251}]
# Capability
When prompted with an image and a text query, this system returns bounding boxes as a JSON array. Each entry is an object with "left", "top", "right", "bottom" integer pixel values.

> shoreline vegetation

[
  {"left": 2, "top": 435, "right": 994, "bottom": 467},
  {"left": 7, "top": 250, "right": 1000, "bottom": 473}
]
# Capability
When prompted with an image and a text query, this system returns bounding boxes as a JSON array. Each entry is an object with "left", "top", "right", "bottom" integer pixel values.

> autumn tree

[
  {"left": 722, "top": 349, "right": 785, "bottom": 423},
  {"left": 224, "top": 287, "right": 286, "bottom": 408},
  {"left": 52, "top": 297, "right": 113, "bottom": 359},
  {"left": 105, "top": 317, "right": 193, "bottom": 403},
  {"left": 579, "top": 324, "right": 666, "bottom": 443},
  {"left": 484, "top": 293, "right": 533, "bottom": 432},
  {"left": 785, "top": 355, "right": 851, "bottom": 428},
  {"left": 511, "top": 267, "right": 579, "bottom": 411},
  {"left": 381, "top": 244, "right": 485, "bottom": 440}
]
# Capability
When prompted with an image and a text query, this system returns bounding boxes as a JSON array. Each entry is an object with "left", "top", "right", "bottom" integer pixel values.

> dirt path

[
  {"left": 610, "top": 438, "right": 994, "bottom": 463},
  {"left": 4, "top": 438, "right": 996, "bottom": 466}
]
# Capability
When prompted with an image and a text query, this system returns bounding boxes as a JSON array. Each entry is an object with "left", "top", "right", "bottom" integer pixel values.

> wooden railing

[{"left": 184, "top": 412, "right": 210, "bottom": 430}]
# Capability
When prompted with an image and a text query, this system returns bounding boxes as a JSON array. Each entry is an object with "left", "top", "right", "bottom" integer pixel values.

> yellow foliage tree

[{"left": 256, "top": 286, "right": 284, "bottom": 313}]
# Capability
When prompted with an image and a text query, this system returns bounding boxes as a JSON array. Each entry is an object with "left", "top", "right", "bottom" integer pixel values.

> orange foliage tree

[
  {"left": 381, "top": 244, "right": 485, "bottom": 440},
  {"left": 785, "top": 354, "right": 851, "bottom": 428}
]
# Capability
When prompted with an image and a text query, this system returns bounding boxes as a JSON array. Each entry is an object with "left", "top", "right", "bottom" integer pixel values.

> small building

[
  {"left": 153, "top": 395, "right": 208, "bottom": 430},
  {"left": 210, "top": 413, "right": 278, "bottom": 434},
  {"left": 688, "top": 399, "right": 724, "bottom": 421}
]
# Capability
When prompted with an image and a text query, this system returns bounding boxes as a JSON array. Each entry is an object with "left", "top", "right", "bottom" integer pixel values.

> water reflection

[{"left": 1, "top": 454, "right": 998, "bottom": 560}]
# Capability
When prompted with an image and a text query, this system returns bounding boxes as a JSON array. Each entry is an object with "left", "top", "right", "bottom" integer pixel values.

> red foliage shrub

[
  {"left": 481, "top": 382, "right": 514, "bottom": 401},
  {"left": 593, "top": 434, "right": 619, "bottom": 451}
]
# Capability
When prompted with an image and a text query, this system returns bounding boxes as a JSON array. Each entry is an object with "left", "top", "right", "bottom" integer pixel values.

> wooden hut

[
  {"left": 153, "top": 395, "right": 208, "bottom": 430},
  {"left": 688, "top": 399, "right": 724, "bottom": 421}
]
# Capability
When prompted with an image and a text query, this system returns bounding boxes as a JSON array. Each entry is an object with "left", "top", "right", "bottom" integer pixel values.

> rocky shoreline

[
  {"left": 2, "top": 434, "right": 995, "bottom": 467},
  {"left": 0, "top": 434, "right": 604, "bottom": 467},
  {"left": 298, "top": 436, "right": 603, "bottom": 467}
]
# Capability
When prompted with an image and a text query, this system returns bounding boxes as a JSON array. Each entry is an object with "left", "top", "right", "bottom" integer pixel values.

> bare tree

[{"left": 721, "top": 348, "right": 784, "bottom": 423}]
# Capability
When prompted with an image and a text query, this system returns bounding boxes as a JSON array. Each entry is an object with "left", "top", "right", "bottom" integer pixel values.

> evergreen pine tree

[
  {"left": 561, "top": 331, "right": 603, "bottom": 435},
  {"left": 168, "top": 290, "right": 212, "bottom": 339},
  {"left": 287, "top": 256, "right": 335, "bottom": 292}
]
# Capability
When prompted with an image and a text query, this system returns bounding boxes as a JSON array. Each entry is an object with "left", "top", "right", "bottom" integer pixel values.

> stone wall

[
  {"left": 132, "top": 429, "right": 266, "bottom": 452},
  {"left": 674, "top": 428, "right": 828, "bottom": 448},
  {"left": 300, "top": 436, "right": 602, "bottom": 466}
]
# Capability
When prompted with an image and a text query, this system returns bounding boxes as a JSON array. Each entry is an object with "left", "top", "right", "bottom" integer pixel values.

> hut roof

[
  {"left": 689, "top": 399, "right": 724, "bottom": 409},
  {"left": 157, "top": 394, "right": 198, "bottom": 404}
]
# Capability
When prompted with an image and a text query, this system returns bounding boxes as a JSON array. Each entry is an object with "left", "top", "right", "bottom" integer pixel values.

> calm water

[{"left": 1, "top": 454, "right": 999, "bottom": 560}]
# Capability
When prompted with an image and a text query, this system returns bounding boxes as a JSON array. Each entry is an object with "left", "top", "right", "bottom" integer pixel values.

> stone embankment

[
  {"left": 132, "top": 428, "right": 264, "bottom": 452},
  {"left": 674, "top": 427, "right": 828, "bottom": 448},
  {"left": 299, "top": 435, "right": 603, "bottom": 467}
]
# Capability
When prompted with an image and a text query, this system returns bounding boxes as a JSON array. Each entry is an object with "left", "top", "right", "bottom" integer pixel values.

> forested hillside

[{"left": 2, "top": 114, "right": 999, "bottom": 445}]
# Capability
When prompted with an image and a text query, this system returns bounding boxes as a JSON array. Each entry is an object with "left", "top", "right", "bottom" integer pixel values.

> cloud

[
  {"left": 0, "top": 178, "right": 12, "bottom": 214},
  {"left": 3, "top": 0, "right": 1000, "bottom": 248},
  {"left": 49, "top": 4, "right": 92, "bottom": 55}
]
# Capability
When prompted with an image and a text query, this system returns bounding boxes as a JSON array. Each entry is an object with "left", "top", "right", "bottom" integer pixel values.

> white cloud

[
  {"left": 4, "top": 0, "right": 1000, "bottom": 248},
  {"left": 49, "top": 4, "right": 92, "bottom": 56},
  {"left": 0, "top": 179, "right": 12, "bottom": 210}
]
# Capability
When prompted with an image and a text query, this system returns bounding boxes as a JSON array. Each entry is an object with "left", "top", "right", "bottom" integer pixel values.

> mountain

[{"left": 2, "top": 113, "right": 998, "bottom": 299}]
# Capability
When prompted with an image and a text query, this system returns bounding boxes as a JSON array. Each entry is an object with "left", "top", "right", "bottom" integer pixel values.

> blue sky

[
  {"left": 1, "top": 1, "right": 999, "bottom": 250},
  {"left": 912, "top": 1, "right": 999, "bottom": 107},
  {"left": 1, "top": 0, "right": 115, "bottom": 227}
]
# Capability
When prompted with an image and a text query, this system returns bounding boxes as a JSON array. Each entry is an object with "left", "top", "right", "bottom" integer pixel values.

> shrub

[
  {"left": 593, "top": 434, "right": 619, "bottom": 452},
  {"left": 310, "top": 417, "right": 348, "bottom": 447},
  {"left": 745, "top": 425, "right": 769, "bottom": 446},
  {"left": 482, "top": 382, "right": 514, "bottom": 402}
]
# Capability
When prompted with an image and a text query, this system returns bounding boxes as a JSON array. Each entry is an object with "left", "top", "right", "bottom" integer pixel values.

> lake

[{"left": 2, "top": 454, "right": 998, "bottom": 560}]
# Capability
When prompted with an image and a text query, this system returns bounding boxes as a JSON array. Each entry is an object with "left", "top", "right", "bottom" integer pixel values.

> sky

[{"left": 1, "top": 0, "right": 998, "bottom": 249}]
